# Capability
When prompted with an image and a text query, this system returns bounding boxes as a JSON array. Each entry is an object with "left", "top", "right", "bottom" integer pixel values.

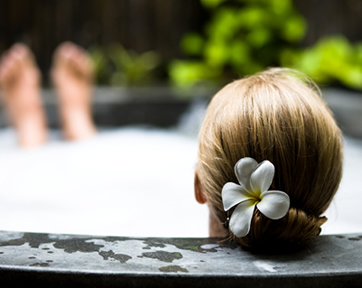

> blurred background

[{"left": 1, "top": 0, "right": 362, "bottom": 90}]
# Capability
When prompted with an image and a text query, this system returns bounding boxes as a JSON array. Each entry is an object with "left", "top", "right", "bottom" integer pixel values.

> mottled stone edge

[{"left": 0, "top": 230, "right": 362, "bottom": 287}]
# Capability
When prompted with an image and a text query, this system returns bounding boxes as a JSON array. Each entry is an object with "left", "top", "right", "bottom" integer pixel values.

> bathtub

[{"left": 0, "top": 122, "right": 361, "bottom": 238}]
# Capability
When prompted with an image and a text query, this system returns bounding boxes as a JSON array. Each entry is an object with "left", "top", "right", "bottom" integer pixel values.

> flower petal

[
  {"left": 250, "top": 160, "right": 274, "bottom": 194},
  {"left": 229, "top": 199, "right": 257, "bottom": 237},
  {"left": 234, "top": 157, "right": 258, "bottom": 193},
  {"left": 256, "top": 190, "right": 290, "bottom": 220},
  {"left": 222, "top": 182, "right": 254, "bottom": 211}
]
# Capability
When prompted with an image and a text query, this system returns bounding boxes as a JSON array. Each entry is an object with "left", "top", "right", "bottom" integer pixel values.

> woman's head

[{"left": 195, "top": 68, "right": 343, "bottom": 251}]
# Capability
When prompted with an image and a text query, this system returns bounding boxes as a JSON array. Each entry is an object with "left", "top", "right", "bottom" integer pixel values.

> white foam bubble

[
  {"left": 0, "top": 127, "right": 208, "bottom": 237},
  {"left": 0, "top": 128, "right": 360, "bottom": 237}
]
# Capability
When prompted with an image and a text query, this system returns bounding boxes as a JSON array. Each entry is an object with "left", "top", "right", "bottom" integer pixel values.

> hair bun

[{"left": 230, "top": 207, "right": 327, "bottom": 252}]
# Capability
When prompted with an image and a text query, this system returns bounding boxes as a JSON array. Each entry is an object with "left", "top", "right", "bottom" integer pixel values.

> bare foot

[
  {"left": 51, "top": 42, "right": 96, "bottom": 141},
  {"left": 0, "top": 43, "right": 48, "bottom": 148}
]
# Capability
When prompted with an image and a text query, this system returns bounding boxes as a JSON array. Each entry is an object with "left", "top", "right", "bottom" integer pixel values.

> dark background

[{"left": 0, "top": 0, "right": 362, "bottom": 83}]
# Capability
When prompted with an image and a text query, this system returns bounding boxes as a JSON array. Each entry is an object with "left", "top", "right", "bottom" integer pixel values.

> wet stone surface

[
  {"left": 0, "top": 231, "right": 362, "bottom": 287},
  {"left": 140, "top": 251, "right": 183, "bottom": 263}
]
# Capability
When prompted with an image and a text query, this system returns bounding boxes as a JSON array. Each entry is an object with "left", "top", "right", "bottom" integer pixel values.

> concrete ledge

[
  {"left": 323, "top": 89, "right": 362, "bottom": 138},
  {"left": 1, "top": 86, "right": 361, "bottom": 137},
  {"left": 44, "top": 86, "right": 198, "bottom": 129},
  {"left": 0, "top": 231, "right": 361, "bottom": 287},
  {"left": 87, "top": 87, "right": 362, "bottom": 137},
  {"left": 0, "top": 86, "right": 214, "bottom": 129}
]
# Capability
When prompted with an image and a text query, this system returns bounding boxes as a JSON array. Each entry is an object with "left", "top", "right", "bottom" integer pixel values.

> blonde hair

[{"left": 197, "top": 68, "right": 343, "bottom": 251}]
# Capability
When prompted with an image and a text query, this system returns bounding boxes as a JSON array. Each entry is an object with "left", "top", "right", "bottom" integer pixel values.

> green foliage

[
  {"left": 88, "top": 43, "right": 160, "bottom": 86},
  {"left": 169, "top": 0, "right": 306, "bottom": 88},
  {"left": 281, "top": 36, "right": 362, "bottom": 90},
  {"left": 201, "top": 0, "right": 227, "bottom": 9},
  {"left": 169, "top": 60, "right": 222, "bottom": 88},
  {"left": 170, "top": 0, "right": 362, "bottom": 91},
  {"left": 87, "top": 2, "right": 362, "bottom": 91}
]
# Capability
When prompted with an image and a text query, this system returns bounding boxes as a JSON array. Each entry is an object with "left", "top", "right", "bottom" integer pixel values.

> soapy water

[
  {"left": 0, "top": 126, "right": 209, "bottom": 237},
  {"left": 0, "top": 102, "right": 361, "bottom": 237}
]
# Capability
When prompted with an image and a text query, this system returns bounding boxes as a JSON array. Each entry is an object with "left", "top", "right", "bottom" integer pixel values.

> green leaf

[
  {"left": 246, "top": 28, "right": 272, "bottom": 48},
  {"left": 201, "top": 0, "right": 227, "bottom": 9},
  {"left": 355, "top": 43, "right": 362, "bottom": 65},
  {"left": 340, "top": 67, "right": 362, "bottom": 89},
  {"left": 204, "top": 41, "right": 229, "bottom": 67},
  {"left": 237, "top": 7, "right": 268, "bottom": 29},
  {"left": 207, "top": 8, "right": 238, "bottom": 41},
  {"left": 230, "top": 40, "right": 251, "bottom": 66},
  {"left": 269, "top": 0, "right": 293, "bottom": 15},
  {"left": 181, "top": 33, "right": 204, "bottom": 56},
  {"left": 281, "top": 15, "right": 306, "bottom": 42},
  {"left": 168, "top": 61, "right": 221, "bottom": 88}
]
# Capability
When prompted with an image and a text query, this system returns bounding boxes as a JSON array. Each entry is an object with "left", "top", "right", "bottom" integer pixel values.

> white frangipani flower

[{"left": 222, "top": 157, "right": 290, "bottom": 238}]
